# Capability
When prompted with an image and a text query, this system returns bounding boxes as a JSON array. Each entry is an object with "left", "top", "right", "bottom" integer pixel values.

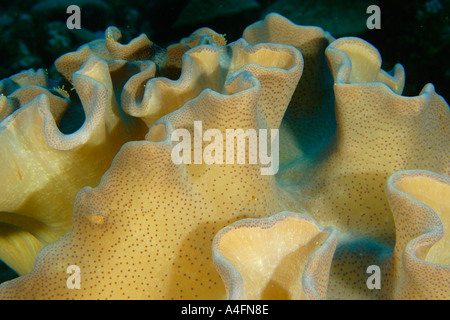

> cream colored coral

[
  {"left": 242, "top": 14, "right": 448, "bottom": 299},
  {"left": 0, "top": 57, "right": 147, "bottom": 276},
  {"left": 0, "top": 13, "right": 448, "bottom": 300},
  {"left": 386, "top": 170, "right": 449, "bottom": 299},
  {"left": 0, "top": 35, "right": 304, "bottom": 299},
  {"left": 55, "top": 27, "right": 154, "bottom": 82},
  {"left": 0, "top": 68, "right": 69, "bottom": 123}
]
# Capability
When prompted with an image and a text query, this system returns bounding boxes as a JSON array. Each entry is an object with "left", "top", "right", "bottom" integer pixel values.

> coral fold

[{"left": 212, "top": 212, "right": 338, "bottom": 299}]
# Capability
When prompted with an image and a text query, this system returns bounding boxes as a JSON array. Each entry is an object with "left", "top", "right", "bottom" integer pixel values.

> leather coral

[{"left": 0, "top": 13, "right": 448, "bottom": 300}]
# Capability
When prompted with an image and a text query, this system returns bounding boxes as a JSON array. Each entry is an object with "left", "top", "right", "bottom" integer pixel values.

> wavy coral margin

[
  {"left": 212, "top": 212, "right": 338, "bottom": 300},
  {"left": 386, "top": 170, "right": 450, "bottom": 299}
]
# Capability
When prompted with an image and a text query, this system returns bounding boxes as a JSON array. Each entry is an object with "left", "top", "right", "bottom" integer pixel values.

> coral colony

[{"left": 0, "top": 11, "right": 449, "bottom": 300}]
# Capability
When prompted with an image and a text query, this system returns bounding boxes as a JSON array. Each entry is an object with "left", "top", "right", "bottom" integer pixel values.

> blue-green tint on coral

[{"left": 327, "top": 236, "right": 392, "bottom": 299}]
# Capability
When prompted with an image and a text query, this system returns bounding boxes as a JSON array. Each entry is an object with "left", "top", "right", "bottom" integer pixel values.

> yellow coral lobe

[
  {"left": 0, "top": 30, "right": 304, "bottom": 300},
  {"left": 212, "top": 212, "right": 338, "bottom": 300}
]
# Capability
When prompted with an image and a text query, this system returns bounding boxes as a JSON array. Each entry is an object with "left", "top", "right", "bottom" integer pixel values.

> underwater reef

[{"left": 0, "top": 9, "right": 449, "bottom": 299}]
